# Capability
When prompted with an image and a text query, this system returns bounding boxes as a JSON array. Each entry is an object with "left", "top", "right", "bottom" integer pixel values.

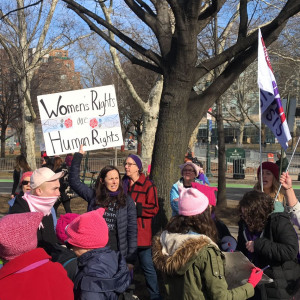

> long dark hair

[
  {"left": 239, "top": 190, "right": 274, "bottom": 233},
  {"left": 94, "top": 165, "right": 126, "bottom": 209},
  {"left": 15, "top": 155, "right": 31, "bottom": 172},
  {"left": 166, "top": 207, "right": 218, "bottom": 243}
]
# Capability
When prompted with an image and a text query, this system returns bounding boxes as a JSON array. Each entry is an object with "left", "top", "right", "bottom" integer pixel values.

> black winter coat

[
  {"left": 69, "top": 153, "right": 137, "bottom": 264},
  {"left": 237, "top": 212, "right": 300, "bottom": 300},
  {"left": 74, "top": 247, "right": 131, "bottom": 300}
]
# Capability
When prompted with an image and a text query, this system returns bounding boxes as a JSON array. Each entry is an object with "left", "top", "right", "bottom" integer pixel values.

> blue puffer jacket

[
  {"left": 69, "top": 153, "right": 137, "bottom": 264},
  {"left": 74, "top": 247, "right": 131, "bottom": 300}
]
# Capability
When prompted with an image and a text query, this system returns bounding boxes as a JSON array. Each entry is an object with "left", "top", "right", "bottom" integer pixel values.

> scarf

[
  {"left": 22, "top": 192, "right": 57, "bottom": 216},
  {"left": 109, "top": 191, "right": 120, "bottom": 197}
]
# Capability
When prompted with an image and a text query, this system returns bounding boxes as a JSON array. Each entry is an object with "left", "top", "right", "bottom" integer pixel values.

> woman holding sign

[{"left": 68, "top": 145, "right": 137, "bottom": 271}]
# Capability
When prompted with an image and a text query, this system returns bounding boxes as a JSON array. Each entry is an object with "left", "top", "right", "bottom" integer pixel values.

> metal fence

[
  {"left": 195, "top": 146, "right": 300, "bottom": 178},
  {"left": 0, "top": 157, "right": 125, "bottom": 173},
  {"left": 1, "top": 148, "right": 300, "bottom": 179}
]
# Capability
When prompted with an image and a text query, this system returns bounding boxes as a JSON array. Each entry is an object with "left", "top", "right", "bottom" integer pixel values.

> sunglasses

[{"left": 21, "top": 180, "right": 30, "bottom": 186}]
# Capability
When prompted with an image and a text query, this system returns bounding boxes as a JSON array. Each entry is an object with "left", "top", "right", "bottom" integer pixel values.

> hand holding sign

[{"left": 79, "top": 144, "right": 85, "bottom": 155}]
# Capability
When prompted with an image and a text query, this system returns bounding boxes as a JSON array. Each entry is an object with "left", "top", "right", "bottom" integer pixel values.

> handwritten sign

[{"left": 37, "top": 85, "right": 123, "bottom": 156}]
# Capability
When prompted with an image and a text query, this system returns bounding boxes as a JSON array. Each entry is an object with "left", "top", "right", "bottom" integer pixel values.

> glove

[{"left": 247, "top": 267, "right": 263, "bottom": 288}]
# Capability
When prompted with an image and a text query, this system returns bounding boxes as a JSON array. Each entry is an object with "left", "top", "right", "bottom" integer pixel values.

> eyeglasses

[
  {"left": 123, "top": 162, "right": 137, "bottom": 167},
  {"left": 21, "top": 180, "right": 30, "bottom": 185},
  {"left": 183, "top": 169, "right": 195, "bottom": 173}
]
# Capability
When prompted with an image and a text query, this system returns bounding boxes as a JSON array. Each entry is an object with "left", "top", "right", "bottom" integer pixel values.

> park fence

[{"left": 1, "top": 150, "right": 300, "bottom": 179}]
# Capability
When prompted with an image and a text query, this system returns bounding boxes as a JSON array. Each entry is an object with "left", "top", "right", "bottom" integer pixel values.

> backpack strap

[{"left": 63, "top": 257, "right": 77, "bottom": 268}]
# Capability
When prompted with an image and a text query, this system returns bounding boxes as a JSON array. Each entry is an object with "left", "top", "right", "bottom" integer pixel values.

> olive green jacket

[{"left": 152, "top": 231, "right": 254, "bottom": 300}]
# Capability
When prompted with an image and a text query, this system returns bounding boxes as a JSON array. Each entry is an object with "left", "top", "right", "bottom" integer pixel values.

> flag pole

[
  {"left": 258, "top": 29, "right": 263, "bottom": 192},
  {"left": 274, "top": 136, "right": 300, "bottom": 201},
  {"left": 259, "top": 91, "right": 263, "bottom": 192}
]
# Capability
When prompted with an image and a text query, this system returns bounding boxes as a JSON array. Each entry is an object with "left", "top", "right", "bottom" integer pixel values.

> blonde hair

[{"left": 253, "top": 176, "right": 285, "bottom": 204}]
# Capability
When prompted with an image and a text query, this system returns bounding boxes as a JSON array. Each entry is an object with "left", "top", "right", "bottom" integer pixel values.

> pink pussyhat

[
  {"left": 0, "top": 212, "right": 43, "bottom": 261},
  {"left": 56, "top": 213, "right": 80, "bottom": 244},
  {"left": 178, "top": 186, "right": 209, "bottom": 216},
  {"left": 191, "top": 182, "right": 218, "bottom": 206},
  {"left": 66, "top": 208, "right": 108, "bottom": 249}
]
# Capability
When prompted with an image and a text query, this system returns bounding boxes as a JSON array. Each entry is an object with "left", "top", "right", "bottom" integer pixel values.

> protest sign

[{"left": 37, "top": 85, "right": 123, "bottom": 156}]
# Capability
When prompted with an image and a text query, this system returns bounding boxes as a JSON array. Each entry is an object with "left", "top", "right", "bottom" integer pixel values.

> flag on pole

[{"left": 257, "top": 29, "right": 291, "bottom": 150}]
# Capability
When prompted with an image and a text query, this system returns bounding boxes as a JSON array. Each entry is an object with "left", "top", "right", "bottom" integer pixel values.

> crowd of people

[{"left": 1, "top": 147, "right": 300, "bottom": 300}]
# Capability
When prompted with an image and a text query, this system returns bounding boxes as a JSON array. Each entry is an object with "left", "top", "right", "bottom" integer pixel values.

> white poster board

[{"left": 37, "top": 85, "right": 123, "bottom": 156}]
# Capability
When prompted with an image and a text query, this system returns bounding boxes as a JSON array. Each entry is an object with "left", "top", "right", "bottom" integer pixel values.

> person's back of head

[
  {"left": 167, "top": 186, "right": 218, "bottom": 242},
  {"left": 0, "top": 212, "right": 43, "bottom": 262},
  {"left": 65, "top": 208, "right": 108, "bottom": 255},
  {"left": 239, "top": 190, "right": 274, "bottom": 233},
  {"left": 53, "top": 156, "right": 63, "bottom": 172}
]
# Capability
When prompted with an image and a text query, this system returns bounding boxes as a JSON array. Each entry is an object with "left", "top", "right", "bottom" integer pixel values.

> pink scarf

[
  {"left": 22, "top": 192, "right": 57, "bottom": 216},
  {"left": 22, "top": 193, "right": 57, "bottom": 229}
]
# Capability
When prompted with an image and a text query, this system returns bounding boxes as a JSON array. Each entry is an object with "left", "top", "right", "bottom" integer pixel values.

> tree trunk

[
  {"left": 20, "top": 78, "right": 37, "bottom": 170},
  {"left": 238, "top": 122, "right": 245, "bottom": 145},
  {"left": 140, "top": 75, "right": 162, "bottom": 167},
  {"left": 0, "top": 124, "right": 7, "bottom": 158},
  {"left": 188, "top": 121, "right": 201, "bottom": 155},
  {"left": 151, "top": 78, "right": 194, "bottom": 231},
  {"left": 216, "top": 97, "right": 227, "bottom": 207},
  {"left": 141, "top": 112, "right": 158, "bottom": 167}
]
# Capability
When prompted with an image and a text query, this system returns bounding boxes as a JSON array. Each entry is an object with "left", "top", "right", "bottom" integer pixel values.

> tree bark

[
  {"left": 0, "top": 124, "right": 7, "bottom": 157},
  {"left": 238, "top": 122, "right": 245, "bottom": 145},
  {"left": 141, "top": 112, "right": 158, "bottom": 167},
  {"left": 151, "top": 76, "right": 195, "bottom": 228},
  {"left": 19, "top": 78, "right": 37, "bottom": 169}
]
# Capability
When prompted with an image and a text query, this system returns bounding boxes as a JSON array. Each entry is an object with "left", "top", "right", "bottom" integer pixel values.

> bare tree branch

[
  {"left": 124, "top": 0, "right": 157, "bottom": 33},
  {"left": 238, "top": 0, "right": 248, "bottom": 41},
  {"left": 64, "top": 0, "right": 163, "bottom": 71},
  {"left": 0, "top": 0, "right": 43, "bottom": 20}
]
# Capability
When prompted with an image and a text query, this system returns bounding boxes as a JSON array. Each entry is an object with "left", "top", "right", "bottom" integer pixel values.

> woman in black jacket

[
  {"left": 237, "top": 190, "right": 300, "bottom": 300},
  {"left": 11, "top": 155, "right": 31, "bottom": 198},
  {"left": 68, "top": 145, "right": 137, "bottom": 270}
]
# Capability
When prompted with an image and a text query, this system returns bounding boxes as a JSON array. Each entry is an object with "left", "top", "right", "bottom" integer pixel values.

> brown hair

[
  {"left": 94, "top": 166, "right": 126, "bottom": 209},
  {"left": 53, "top": 157, "right": 63, "bottom": 172},
  {"left": 166, "top": 207, "right": 218, "bottom": 243},
  {"left": 239, "top": 190, "right": 274, "bottom": 233},
  {"left": 15, "top": 155, "right": 31, "bottom": 172}
]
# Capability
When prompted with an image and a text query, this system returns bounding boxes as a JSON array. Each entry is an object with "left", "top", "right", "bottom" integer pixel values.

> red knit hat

[
  {"left": 191, "top": 182, "right": 218, "bottom": 206},
  {"left": 66, "top": 208, "right": 108, "bottom": 249},
  {"left": 56, "top": 213, "right": 80, "bottom": 243},
  {"left": 0, "top": 212, "right": 43, "bottom": 261},
  {"left": 257, "top": 162, "right": 279, "bottom": 181}
]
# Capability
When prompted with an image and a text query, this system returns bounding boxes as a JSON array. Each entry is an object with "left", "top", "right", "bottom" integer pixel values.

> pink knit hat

[
  {"left": 19, "top": 171, "right": 33, "bottom": 186},
  {"left": 179, "top": 162, "right": 200, "bottom": 177},
  {"left": 191, "top": 182, "right": 218, "bottom": 206},
  {"left": 56, "top": 213, "right": 80, "bottom": 243},
  {"left": 66, "top": 208, "right": 108, "bottom": 249},
  {"left": 0, "top": 212, "right": 43, "bottom": 261},
  {"left": 178, "top": 186, "right": 209, "bottom": 216}
]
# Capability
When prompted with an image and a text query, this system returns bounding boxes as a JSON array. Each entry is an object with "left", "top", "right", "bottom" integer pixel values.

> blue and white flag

[{"left": 257, "top": 29, "right": 291, "bottom": 150}]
